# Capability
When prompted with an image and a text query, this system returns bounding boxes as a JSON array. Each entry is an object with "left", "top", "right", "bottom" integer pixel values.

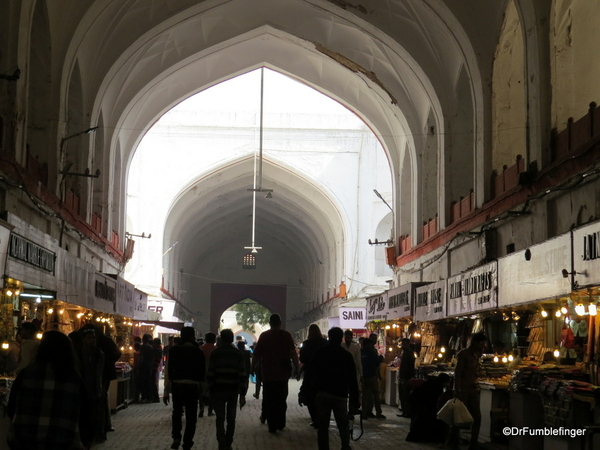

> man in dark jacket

[
  {"left": 360, "top": 338, "right": 385, "bottom": 419},
  {"left": 309, "top": 327, "right": 359, "bottom": 450},
  {"left": 398, "top": 338, "right": 415, "bottom": 418},
  {"left": 164, "top": 327, "right": 205, "bottom": 450},
  {"left": 208, "top": 329, "right": 248, "bottom": 450}
]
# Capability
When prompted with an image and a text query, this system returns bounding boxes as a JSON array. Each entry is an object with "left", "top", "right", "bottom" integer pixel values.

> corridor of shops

[{"left": 95, "top": 379, "right": 440, "bottom": 450}]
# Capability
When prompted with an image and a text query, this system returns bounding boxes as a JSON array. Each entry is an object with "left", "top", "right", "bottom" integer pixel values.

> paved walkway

[{"left": 95, "top": 379, "right": 443, "bottom": 450}]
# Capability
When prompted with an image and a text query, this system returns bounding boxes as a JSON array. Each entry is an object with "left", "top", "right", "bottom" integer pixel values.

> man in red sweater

[{"left": 252, "top": 314, "right": 300, "bottom": 434}]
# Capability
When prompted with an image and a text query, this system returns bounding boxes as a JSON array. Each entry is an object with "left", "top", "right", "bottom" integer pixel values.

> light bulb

[
  {"left": 77, "top": 313, "right": 84, "bottom": 318},
  {"left": 128, "top": 346, "right": 133, "bottom": 351},
  {"left": 47, "top": 308, "right": 54, "bottom": 314},
  {"left": 508, "top": 355, "right": 514, "bottom": 362},
  {"left": 1, "top": 342, "right": 9, "bottom": 350},
  {"left": 58, "top": 309, "right": 64, "bottom": 315},
  {"left": 553, "top": 349, "right": 560, "bottom": 358},
  {"left": 120, "top": 346, "right": 125, "bottom": 351},
  {"left": 438, "top": 353, "right": 443, "bottom": 358},
  {"left": 540, "top": 310, "right": 548, "bottom": 318},
  {"left": 555, "top": 310, "right": 562, "bottom": 317},
  {"left": 36, "top": 333, "right": 43, "bottom": 340},
  {"left": 388, "top": 347, "right": 393, "bottom": 352},
  {"left": 561, "top": 306, "right": 568, "bottom": 315},
  {"left": 6, "top": 290, "right": 12, "bottom": 296},
  {"left": 575, "top": 303, "right": 585, "bottom": 315},
  {"left": 441, "top": 347, "right": 446, "bottom": 353},
  {"left": 35, "top": 297, "right": 41, "bottom": 303},
  {"left": 589, "top": 304, "right": 597, "bottom": 316},
  {"left": 502, "top": 356, "right": 508, "bottom": 363},
  {"left": 385, "top": 325, "right": 390, "bottom": 330},
  {"left": 493, "top": 356, "right": 499, "bottom": 362},
  {"left": 96, "top": 317, "right": 101, "bottom": 322}
]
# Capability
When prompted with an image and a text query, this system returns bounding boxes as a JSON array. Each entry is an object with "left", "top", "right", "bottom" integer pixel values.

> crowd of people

[
  {"left": 6, "top": 323, "right": 121, "bottom": 449},
  {"left": 5, "top": 317, "right": 480, "bottom": 450}
]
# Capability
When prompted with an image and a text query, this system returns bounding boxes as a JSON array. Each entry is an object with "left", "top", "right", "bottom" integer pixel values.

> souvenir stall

[
  {"left": 413, "top": 280, "right": 456, "bottom": 382},
  {"left": 366, "top": 290, "right": 388, "bottom": 342},
  {"left": 414, "top": 280, "right": 447, "bottom": 365},
  {"left": 447, "top": 261, "right": 507, "bottom": 445},
  {"left": 498, "top": 228, "right": 600, "bottom": 450},
  {"left": 0, "top": 221, "right": 60, "bottom": 449},
  {"left": 382, "top": 282, "right": 425, "bottom": 406}
]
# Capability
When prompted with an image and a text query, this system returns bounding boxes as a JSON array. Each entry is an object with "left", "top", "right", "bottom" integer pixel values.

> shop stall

[
  {"left": 414, "top": 281, "right": 446, "bottom": 365},
  {"left": 447, "top": 261, "right": 507, "bottom": 444}
]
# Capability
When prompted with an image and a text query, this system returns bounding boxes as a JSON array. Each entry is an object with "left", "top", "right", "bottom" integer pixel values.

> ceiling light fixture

[{"left": 245, "top": 68, "right": 270, "bottom": 255}]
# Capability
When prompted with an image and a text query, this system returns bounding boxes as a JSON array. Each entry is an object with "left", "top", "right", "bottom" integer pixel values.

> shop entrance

[{"left": 210, "top": 283, "right": 286, "bottom": 332}]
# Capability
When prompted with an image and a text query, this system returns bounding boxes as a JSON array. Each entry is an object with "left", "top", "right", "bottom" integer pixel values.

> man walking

[
  {"left": 138, "top": 334, "right": 155, "bottom": 403},
  {"left": 164, "top": 327, "right": 205, "bottom": 450},
  {"left": 452, "top": 332, "right": 487, "bottom": 450},
  {"left": 252, "top": 313, "right": 300, "bottom": 433},
  {"left": 310, "top": 327, "right": 359, "bottom": 450},
  {"left": 341, "top": 330, "right": 362, "bottom": 389},
  {"left": 360, "top": 338, "right": 385, "bottom": 419},
  {"left": 207, "top": 329, "right": 248, "bottom": 450},
  {"left": 200, "top": 332, "right": 218, "bottom": 417},
  {"left": 397, "top": 338, "right": 415, "bottom": 418}
]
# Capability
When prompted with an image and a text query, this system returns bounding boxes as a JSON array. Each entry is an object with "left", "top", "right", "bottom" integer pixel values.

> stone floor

[{"left": 95, "top": 379, "right": 446, "bottom": 450}]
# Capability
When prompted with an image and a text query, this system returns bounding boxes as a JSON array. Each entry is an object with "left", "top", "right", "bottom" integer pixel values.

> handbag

[
  {"left": 453, "top": 398, "right": 474, "bottom": 428},
  {"left": 437, "top": 398, "right": 455, "bottom": 426},
  {"left": 436, "top": 398, "right": 474, "bottom": 428}
]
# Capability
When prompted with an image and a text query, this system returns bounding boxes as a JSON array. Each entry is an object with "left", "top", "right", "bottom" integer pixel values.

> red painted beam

[
  {"left": 396, "top": 140, "right": 600, "bottom": 267},
  {"left": 0, "top": 155, "right": 126, "bottom": 264}
]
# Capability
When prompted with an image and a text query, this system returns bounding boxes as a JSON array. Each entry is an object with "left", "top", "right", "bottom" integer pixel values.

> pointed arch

[{"left": 26, "top": 0, "right": 52, "bottom": 188}]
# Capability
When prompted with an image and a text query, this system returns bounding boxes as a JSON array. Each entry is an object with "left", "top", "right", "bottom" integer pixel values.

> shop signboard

[
  {"left": 339, "top": 307, "right": 367, "bottom": 329},
  {"left": 0, "top": 221, "right": 12, "bottom": 278},
  {"left": 133, "top": 289, "right": 148, "bottom": 321},
  {"left": 92, "top": 272, "right": 117, "bottom": 314},
  {"left": 498, "top": 234, "right": 570, "bottom": 307},
  {"left": 56, "top": 249, "right": 95, "bottom": 309},
  {"left": 448, "top": 261, "right": 498, "bottom": 316},
  {"left": 414, "top": 280, "right": 446, "bottom": 322},
  {"left": 110, "top": 275, "right": 135, "bottom": 318},
  {"left": 8, "top": 233, "right": 55, "bottom": 274},
  {"left": 387, "top": 282, "right": 428, "bottom": 319},
  {"left": 366, "top": 291, "right": 388, "bottom": 322},
  {"left": 573, "top": 220, "right": 600, "bottom": 288},
  {"left": 148, "top": 298, "right": 176, "bottom": 320},
  {"left": 4, "top": 212, "right": 58, "bottom": 291}
]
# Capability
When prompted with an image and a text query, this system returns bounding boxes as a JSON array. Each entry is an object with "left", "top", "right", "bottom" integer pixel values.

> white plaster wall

[
  {"left": 125, "top": 70, "right": 392, "bottom": 315},
  {"left": 491, "top": 0, "right": 527, "bottom": 171},
  {"left": 551, "top": 0, "right": 600, "bottom": 131}
]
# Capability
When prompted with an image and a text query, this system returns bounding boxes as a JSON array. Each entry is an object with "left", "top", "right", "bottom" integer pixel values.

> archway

[{"left": 210, "top": 283, "right": 286, "bottom": 333}]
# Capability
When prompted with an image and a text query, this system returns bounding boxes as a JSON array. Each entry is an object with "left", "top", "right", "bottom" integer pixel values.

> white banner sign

[
  {"left": 92, "top": 272, "right": 117, "bottom": 314},
  {"left": 366, "top": 292, "right": 388, "bottom": 321},
  {"left": 148, "top": 299, "right": 176, "bottom": 321},
  {"left": 133, "top": 289, "right": 148, "bottom": 321},
  {"left": 414, "top": 280, "right": 446, "bottom": 322},
  {"left": 448, "top": 261, "right": 498, "bottom": 316},
  {"left": 498, "top": 234, "right": 571, "bottom": 306},
  {"left": 387, "top": 284, "right": 413, "bottom": 319},
  {"left": 339, "top": 307, "right": 367, "bottom": 329},
  {"left": 113, "top": 275, "right": 135, "bottom": 317},
  {"left": 573, "top": 220, "right": 600, "bottom": 288}
]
